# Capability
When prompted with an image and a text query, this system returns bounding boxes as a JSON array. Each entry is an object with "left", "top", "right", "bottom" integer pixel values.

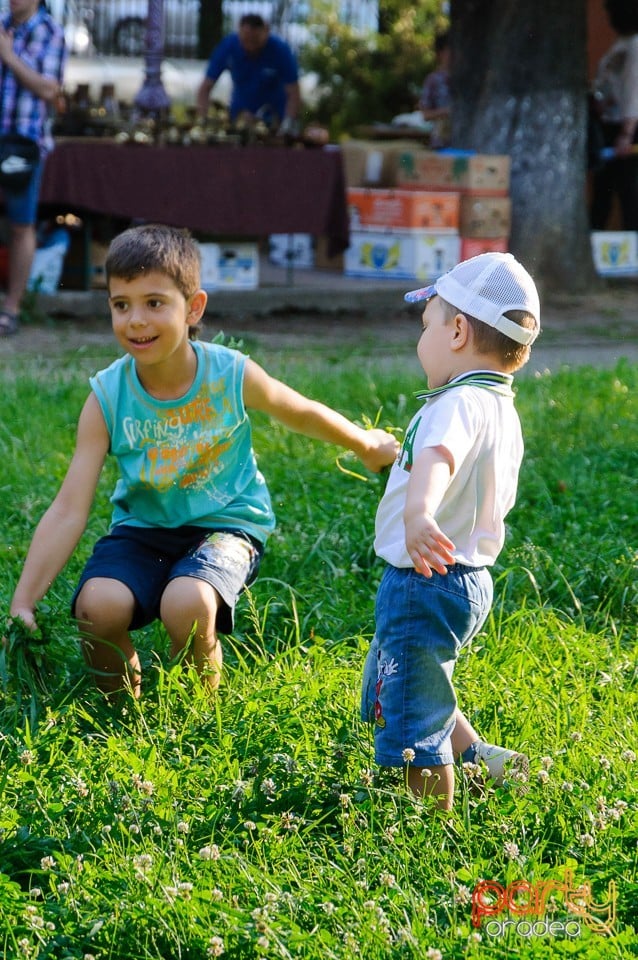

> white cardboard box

[
  {"left": 344, "top": 230, "right": 460, "bottom": 280},
  {"left": 199, "top": 242, "right": 220, "bottom": 291},
  {"left": 217, "top": 242, "right": 259, "bottom": 289},
  {"left": 269, "top": 233, "right": 314, "bottom": 269},
  {"left": 590, "top": 231, "right": 638, "bottom": 276}
]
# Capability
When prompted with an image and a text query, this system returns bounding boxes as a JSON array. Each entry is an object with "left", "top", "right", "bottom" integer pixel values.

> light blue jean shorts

[{"left": 360, "top": 563, "right": 493, "bottom": 768}]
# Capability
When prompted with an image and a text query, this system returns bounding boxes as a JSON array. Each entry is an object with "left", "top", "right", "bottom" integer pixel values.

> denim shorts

[
  {"left": 3, "top": 158, "right": 44, "bottom": 225},
  {"left": 360, "top": 563, "right": 493, "bottom": 767},
  {"left": 72, "top": 525, "right": 263, "bottom": 634}
]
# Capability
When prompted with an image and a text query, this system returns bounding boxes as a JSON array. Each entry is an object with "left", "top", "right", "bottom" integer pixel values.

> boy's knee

[
  {"left": 75, "top": 577, "right": 135, "bottom": 630},
  {"left": 161, "top": 577, "right": 220, "bottom": 622}
]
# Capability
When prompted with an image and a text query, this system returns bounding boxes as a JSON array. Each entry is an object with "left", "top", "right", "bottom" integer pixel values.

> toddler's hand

[{"left": 405, "top": 512, "right": 455, "bottom": 577}]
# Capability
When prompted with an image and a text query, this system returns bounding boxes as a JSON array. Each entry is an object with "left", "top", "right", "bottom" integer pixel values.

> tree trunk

[{"left": 450, "top": 0, "right": 598, "bottom": 293}]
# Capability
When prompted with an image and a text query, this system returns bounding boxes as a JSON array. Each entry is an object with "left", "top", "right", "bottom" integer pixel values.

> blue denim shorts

[
  {"left": 360, "top": 563, "right": 493, "bottom": 767},
  {"left": 3, "top": 158, "right": 43, "bottom": 225},
  {"left": 72, "top": 525, "right": 263, "bottom": 634}
]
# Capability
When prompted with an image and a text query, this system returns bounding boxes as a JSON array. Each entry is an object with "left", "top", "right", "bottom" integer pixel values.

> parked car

[{"left": 89, "top": 0, "right": 200, "bottom": 57}]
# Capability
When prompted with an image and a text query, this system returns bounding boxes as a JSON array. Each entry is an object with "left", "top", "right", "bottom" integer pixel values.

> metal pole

[{"left": 134, "top": 0, "right": 171, "bottom": 117}]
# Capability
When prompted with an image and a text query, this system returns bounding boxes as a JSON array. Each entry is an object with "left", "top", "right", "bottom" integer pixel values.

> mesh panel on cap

[{"left": 456, "top": 255, "right": 536, "bottom": 319}]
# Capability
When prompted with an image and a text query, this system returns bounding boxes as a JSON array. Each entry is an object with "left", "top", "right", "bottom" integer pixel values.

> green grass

[{"left": 0, "top": 342, "right": 636, "bottom": 959}]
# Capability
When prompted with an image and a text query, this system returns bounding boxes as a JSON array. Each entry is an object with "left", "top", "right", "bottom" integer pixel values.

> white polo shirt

[{"left": 374, "top": 379, "right": 523, "bottom": 568}]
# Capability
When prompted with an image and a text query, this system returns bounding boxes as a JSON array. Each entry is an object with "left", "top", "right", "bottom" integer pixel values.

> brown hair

[
  {"left": 106, "top": 224, "right": 202, "bottom": 339},
  {"left": 439, "top": 297, "right": 535, "bottom": 371}
]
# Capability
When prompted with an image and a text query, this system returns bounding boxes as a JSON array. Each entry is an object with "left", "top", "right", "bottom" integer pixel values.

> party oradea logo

[{"left": 471, "top": 868, "right": 617, "bottom": 939}]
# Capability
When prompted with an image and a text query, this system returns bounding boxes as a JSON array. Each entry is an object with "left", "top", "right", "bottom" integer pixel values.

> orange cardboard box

[
  {"left": 459, "top": 196, "right": 512, "bottom": 238},
  {"left": 347, "top": 188, "right": 460, "bottom": 232},
  {"left": 460, "top": 236, "right": 509, "bottom": 259},
  {"left": 397, "top": 151, "right": 511, "bottom": 195}
]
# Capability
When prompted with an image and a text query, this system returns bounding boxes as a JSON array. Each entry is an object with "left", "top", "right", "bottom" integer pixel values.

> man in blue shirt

[{"left": 196, "top": 13, "right": 301, "bottom": 134}]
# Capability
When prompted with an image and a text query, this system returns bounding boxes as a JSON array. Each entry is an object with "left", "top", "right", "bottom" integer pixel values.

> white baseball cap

[{"left": 404, "top": 252, "right": 541, "bottom": 346}]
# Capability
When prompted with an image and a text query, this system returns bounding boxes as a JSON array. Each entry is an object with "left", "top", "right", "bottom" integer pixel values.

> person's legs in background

[{"left": 1, "top": 161, "right": 43, "bottom": 336}]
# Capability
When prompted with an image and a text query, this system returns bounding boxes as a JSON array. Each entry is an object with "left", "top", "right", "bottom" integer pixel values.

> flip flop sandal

[{"left": 0, "top": 311, "right": 18, "bottom": 336}]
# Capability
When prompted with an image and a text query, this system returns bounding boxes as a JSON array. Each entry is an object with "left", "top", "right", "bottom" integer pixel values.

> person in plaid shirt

[{"left": 0, "top": 0, "right": 66, "bottom": 336}]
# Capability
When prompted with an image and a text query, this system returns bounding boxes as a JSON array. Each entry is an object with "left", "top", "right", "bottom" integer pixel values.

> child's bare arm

[
  {"left": 243, "top": 359, "right": 399, "bottom": 472},
  {"left": 10, "top": 394, "right": 110, "bottom": 630},
  {"left": 403, "top": 445, "right": 456, "bottom": 577}
]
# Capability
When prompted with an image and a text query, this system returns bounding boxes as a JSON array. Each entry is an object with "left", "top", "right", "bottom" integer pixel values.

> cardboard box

[
  {"left": 459, "top": 196, "right": 512, "bottom": 238},
  {"left": 339, "top": 140, "right": 427, "bottom": 188},
  {"left": 344, "top": 229, "right": 461, "bottom": 280},
  {"left": 198, "top": 242, "right": 220, "bottom": 291},
  {"left": 269, "top": 233, "right": 314, "bottom": 269},
  {"left": 347, "top": 188, "right": 460, "bottom": 232},
  {"left": 396, "top": 151, "right": 511, "bottom": 195},
  {"left": 460, "top": 236, "right": 509, "bottom": 260},
  {"left": 590, "top": 231, "right": 638, "bottom": 276},
  {"left": 217, "top": 242, "right": 259, "bottom": 289}
]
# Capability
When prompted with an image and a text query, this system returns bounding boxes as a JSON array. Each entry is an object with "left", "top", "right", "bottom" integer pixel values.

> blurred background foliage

[{"left": 299, "top": 0, "right": 449, "bottom": 139}]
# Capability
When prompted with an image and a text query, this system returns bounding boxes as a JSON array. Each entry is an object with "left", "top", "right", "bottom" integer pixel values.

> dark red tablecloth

[{"left": 39, "top": 140, "right": 349, "bottom": 255}]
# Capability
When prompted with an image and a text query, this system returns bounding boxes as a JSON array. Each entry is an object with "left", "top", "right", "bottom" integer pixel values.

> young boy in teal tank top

[{"left": 10, "top": 224, "right": 399, "bottom": 698}]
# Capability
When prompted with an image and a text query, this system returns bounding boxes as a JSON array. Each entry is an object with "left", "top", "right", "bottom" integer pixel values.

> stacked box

[
  {"left": 395, "top": 150, "right": 511, "bottom": 252},
  {"left": 344, "top": 184, "right": 461, "bottom": 280},
  {"left": 347, "top": 188, "right": 460, "bottom": 232},
  {"left": 269, "top": 233, "right": 314, "bottom": 269},
  {"left": 339, "top": 140, "right": 428, "bottom": 188},
  {"left": 396, "top": 151, "right": 510, "bottom": 195},
  {"left": 344, "top": 231, "right": 461, "bottom": 280}
]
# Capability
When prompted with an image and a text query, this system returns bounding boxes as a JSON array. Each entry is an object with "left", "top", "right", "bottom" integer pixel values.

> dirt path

[{"left": 1, "top": 283, "right": 637, "bottom": 375}]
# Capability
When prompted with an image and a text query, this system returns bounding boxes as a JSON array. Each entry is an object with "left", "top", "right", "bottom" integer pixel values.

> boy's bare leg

[
  {"left": 75, "top": 578, "right": 141, "bottom": 697},
  {"left": 160, "top": 577, "right": 223, "bottom": 692},
  {"left": 451, "top": 708, "right": 480, "bottom": 759},
  {"left": 407, "top": 763, "right": 455, "bottom": 811}
]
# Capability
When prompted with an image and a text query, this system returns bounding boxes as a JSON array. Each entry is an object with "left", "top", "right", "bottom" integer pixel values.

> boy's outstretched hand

[{"left": 358, "top": 428, "right": 400, "bottom": 473}]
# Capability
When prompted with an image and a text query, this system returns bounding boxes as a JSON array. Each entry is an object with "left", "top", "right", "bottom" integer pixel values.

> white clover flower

[
  {"left": 212, "top": 888, "right": 223, "bottom": 901},
  {"left": 28, "top": 888, "right": 42, "bottom": 899},
  {"left": 426, "top": 949, "right": 443, "bottom": 960},
  {"left": 208, "top": 936, "right": 225, "bottom": 957},
  {"left": 129, "top": 824, "right": 140, "bottom": 834},
  {"left": 18, "top": 940, "right": 31, "bottom": 957},
  {"left": 540, "top": 756, "right": 554, "bottom": 769},
  {"left": 454, "top": 884, "right": 471, "bottom": 905},
  {"left": 469, "top": 931, "right": 482, "bottom": 944},
  {"left": 40, "top": 856, "right": 55, "bottom": 871},
  {"left": 177, "top": 820, "right": 190, "bottom": 834},
  {"left": 244, "top": 821, "right": 257, "bottom": 831},
  {"left": 570, "top": 731, "right": 583, "bottom": 742},
  {"left": 339, "top": 794, "right": 350, "bottom": 808},
  {"left": 19, "top": 749, "right": 35, "bottom": 765},
  {"left": 256, "top": 936, "right": 269, "bottom": 950},
  {"left": 320, "top": 901, "right": 336, "bottom": 915},
  {"left": 379, "top": 871, "right": 395, "bottom": 888},
  {"left": 56, "top": 882, "right": 70, "bottom": 894},
  {"left": 360, "top": 768, "right": 374, "bottom": 786},
  {"left": 561, "top": 781, "right": 574, "bottom": 792},
  {"left": 260, "top": 778, "right": 276, "bottom": 798},
  {"left": 621, "top": 749, "right": 636, "bottom": 763},
  {"left": 420, "top": 767, "right": 433, "bottom": 778},
  {"left": 599, "top": 756, "right": 611, "bottom": 770},
  {"left": 402, "top": 747, "right": 416, "bottom": 763},
  {"left": 537, "top": 769, "right": 550, "bottom": 784},
  {"left": 462, "top": 762, "right": 482, "bottom": 779},
  {"left": 199, "top": 844, "right": 221, "bottom": 861},
  {"left": 132, "top": 853, "right": 153, "bottom": 873},
  {"left": 579, "top": 833, "right": 595, "bottom": 848},
  {"left": 504, "top": 841, "right": 520, "bottom": 860}
]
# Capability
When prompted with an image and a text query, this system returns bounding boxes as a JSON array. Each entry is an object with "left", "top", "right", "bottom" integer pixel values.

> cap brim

[{"left": 404, "top": 283, "right": 436, "bottom": 304}]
